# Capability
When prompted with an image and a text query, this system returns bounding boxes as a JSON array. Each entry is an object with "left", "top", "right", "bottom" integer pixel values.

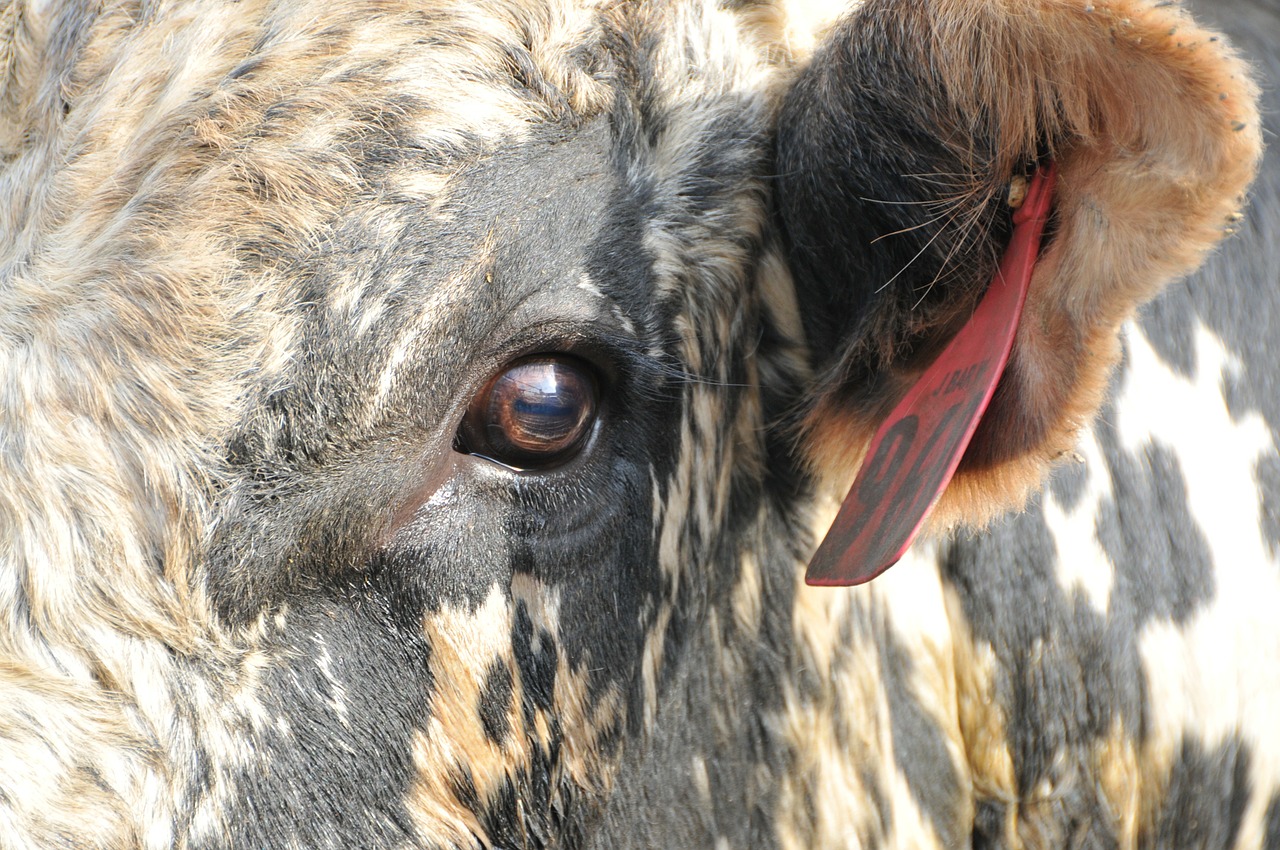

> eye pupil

[{"left": 461, "top": 355, "right": 599, "bottom": 468}]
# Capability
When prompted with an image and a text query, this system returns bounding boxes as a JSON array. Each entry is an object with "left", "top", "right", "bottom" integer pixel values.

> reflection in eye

[{"left": 457, "top": 355, "right": 599, "bottom": 469}]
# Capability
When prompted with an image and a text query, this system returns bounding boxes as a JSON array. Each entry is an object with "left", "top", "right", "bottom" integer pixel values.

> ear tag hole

[{"left": 805, "top": 163, "right": 1058, "bottom": 587}]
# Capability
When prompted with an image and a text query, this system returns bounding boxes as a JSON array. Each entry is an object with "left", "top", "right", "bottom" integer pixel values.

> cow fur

[
  {"left": 0, "top": 0, "right": 1274, "bottom": 847},
  {"left": 782, "top": 0, "right": 1261, "bottom": 529}
]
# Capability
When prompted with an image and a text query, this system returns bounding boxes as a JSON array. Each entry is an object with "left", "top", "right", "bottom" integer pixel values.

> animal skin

[{"left": 0, "top": 0, "right": 1276, "bottom": 846}]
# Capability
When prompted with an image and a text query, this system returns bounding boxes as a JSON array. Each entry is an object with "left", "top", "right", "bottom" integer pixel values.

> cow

[{"left": 0, "top": 0, "right": 1276, "bottom": 845}]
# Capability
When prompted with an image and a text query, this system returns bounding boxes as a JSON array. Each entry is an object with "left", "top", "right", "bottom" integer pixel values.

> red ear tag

[{"left": 805, "top": 163, "right": 1057, "bottom": 587}]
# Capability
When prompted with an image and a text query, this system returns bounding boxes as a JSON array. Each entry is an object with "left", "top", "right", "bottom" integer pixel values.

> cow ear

[{"left": 777, "top": 0, "right": 1261, "bottom": 530}]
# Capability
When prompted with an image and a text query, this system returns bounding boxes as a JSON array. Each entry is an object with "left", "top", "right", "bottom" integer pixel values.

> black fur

[{"left": 775, "top": 1, "right": 1012, "bottom": 385}]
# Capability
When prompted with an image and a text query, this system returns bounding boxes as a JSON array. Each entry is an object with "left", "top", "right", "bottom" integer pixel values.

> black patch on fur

[
  {"left": 579, "top": 646, "right": 784, "bottom": 850},
  {"left": 481, "top": 661, "right": 515, "bottom": 744},
  {"left": 213, "top": 599, "right": 432, "bottom": 850},
  {"left": 1258, "top": 455, "right": 1280, "bottom": 558},
  {"left": 210, "top": 115, "right": 663, "bottom": 617},
  {"left": 581, "top": 507, "right": 808, "bottom": 850},
  {"left": 1094, "top": 428, "right": 1215, "bottom": 626},
  {"left": 1048, "top": 457, "right": 1090, "bottom": 513},
  {"left": 476, "top": 741, "right": 570, "bottom": 850},
  {"left": 947, "top": 398, "right": 1233, "bottom": 847},
  {"left": 1150, "top": 736, "right": 1252, "bottom": 849},
  {"left": 971, "top": 799, "right": 1007, "bottom": 850},
  {"left": 876, "top": 610, "right": 968, "bottom": 849},
  {"left": 1264, "top": 791, "right": 1280, "bottom": 849},
  {"left": 1138, "top": 287, "right": 1199, "bottom": 380},
  {"left": 452, "top": 766, "right": 482, "bottom": 813},
  {"left": 945, "top": 504, "right": 1141, "bottom": 850},
  {"left": 512, "top": 601, "right": 558, "bottom": 720}
]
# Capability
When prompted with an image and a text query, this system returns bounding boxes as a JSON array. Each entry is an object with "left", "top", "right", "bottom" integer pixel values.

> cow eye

[{"left": 457, "top": 355, "right": 600, "bottom": 469}]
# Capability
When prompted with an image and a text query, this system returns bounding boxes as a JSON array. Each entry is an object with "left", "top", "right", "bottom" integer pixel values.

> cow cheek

[{"left": 405, "top": 578, "right": 624, "bottom": 842}]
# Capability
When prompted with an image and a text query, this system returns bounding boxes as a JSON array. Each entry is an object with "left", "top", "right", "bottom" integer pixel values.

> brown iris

[{"left": 457, "top": 355, "right": 599, "bottom": 469}]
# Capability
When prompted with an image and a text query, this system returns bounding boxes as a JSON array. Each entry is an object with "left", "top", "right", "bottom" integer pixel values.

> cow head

[{"left": 0, "top": 0, "right": 1259, "bottom": 846}]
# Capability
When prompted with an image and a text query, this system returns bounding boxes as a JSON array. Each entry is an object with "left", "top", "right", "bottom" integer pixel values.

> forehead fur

[
  {"left": 0, "top": 0, "right": 796, "bottom": 634},
  {"left": 0, "top": 0, "right": 803, "bottom": 841}
]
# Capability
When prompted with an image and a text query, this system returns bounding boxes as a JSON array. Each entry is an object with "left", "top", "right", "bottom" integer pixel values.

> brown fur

[
  {"left": 0, "top": 0, "right": 1269, "bottom": 846},
  {"left": 802, "top": 0, "right": 1263, "bottom": 531}
]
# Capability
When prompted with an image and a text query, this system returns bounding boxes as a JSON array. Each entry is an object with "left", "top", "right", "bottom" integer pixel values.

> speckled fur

[{"left": 0, "top": 0, "right": 1274, "bottom": 847}]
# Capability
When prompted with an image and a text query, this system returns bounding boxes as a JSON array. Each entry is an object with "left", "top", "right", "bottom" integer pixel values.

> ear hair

[{"left": 778, "top": 0, "right": 1261, "bottom": 529}]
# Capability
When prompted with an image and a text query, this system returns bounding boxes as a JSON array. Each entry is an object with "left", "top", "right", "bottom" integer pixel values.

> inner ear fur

[{"left": 777, "top": 0, "right": 1261, "bottom": 529}]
